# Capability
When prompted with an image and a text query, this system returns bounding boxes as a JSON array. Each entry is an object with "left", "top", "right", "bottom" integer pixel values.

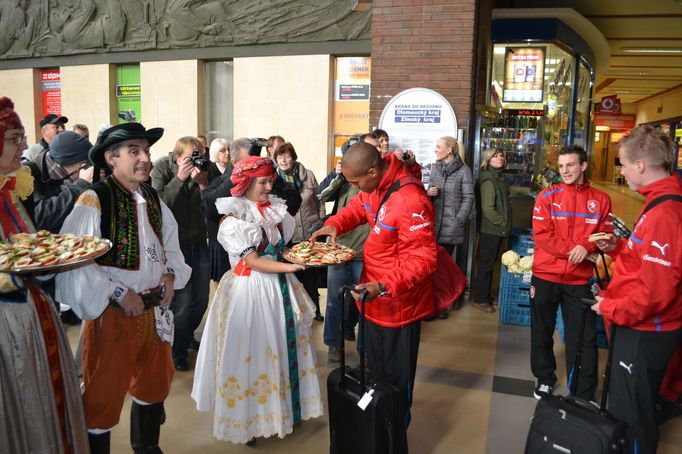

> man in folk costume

[
  {"left": 0, "top": 97, "right": 89, "bottom": 453},
  {"left": 56, "top": 123, "right": 191, "bottom": 453}
]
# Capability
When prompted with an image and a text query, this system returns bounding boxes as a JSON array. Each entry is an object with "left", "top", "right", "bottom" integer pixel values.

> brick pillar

[{"left": 370, "top": 0, "right": 490, "bottom": 137}]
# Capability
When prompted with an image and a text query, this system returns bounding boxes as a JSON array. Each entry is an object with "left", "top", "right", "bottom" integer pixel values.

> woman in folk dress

[{"left": 192, "top": 156, "right": 323, "bottom": 446}]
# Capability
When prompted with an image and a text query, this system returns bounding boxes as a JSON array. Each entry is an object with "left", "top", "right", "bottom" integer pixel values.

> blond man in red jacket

[{"left": 593, "top": 125, "right": 682, "bottom": 454}]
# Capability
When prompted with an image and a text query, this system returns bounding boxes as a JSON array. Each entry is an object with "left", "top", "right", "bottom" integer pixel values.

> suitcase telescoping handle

[
  {"left": 339, "top": 285, "right": 369, "bottom": 391},
  {"left": 577, "top": 298, "right": 618, "bottom": 411}
]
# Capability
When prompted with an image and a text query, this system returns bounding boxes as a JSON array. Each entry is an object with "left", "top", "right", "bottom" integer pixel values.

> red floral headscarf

[
  {"left": 0, "top": 97, "right": 24, "bottom": 157},
  {"left": 230, "top": 156, "right": 277, "bottom": 197}
]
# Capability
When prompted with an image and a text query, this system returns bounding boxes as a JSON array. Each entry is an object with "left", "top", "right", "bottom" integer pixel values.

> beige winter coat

[{"left": 281, "top": 162, "right": 325, "bottom": 243}]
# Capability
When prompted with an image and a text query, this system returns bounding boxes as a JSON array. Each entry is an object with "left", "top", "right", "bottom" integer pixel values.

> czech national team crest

[
  {"left": 587, "top": 200, "right": 598, "bottom": 213},
  {"left": 378, "top": 205, "right": 387, "bottom": 221}
]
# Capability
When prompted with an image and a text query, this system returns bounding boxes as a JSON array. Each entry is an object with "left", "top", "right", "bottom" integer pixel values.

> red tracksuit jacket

[
  {"left": 325, "top": 154, "right": 437, "bottom": 327},
  {"left": 532, "top": 180, "right": 613, "bottom": 285},
  {"left": 600, "top": 175, "right": 682, "bottom": 332}
]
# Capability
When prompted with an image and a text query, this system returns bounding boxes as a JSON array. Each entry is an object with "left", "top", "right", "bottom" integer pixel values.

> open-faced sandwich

[{"left": 588, "top": 232, "right": 611, "bottom": 242}]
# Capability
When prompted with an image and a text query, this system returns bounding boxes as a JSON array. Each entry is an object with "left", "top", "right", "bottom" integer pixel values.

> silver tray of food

[
  {"left": 0, "top": 231, "right": 112, "bottom": 274},
  {"left": 282, "top": 241, "right": 356, "bottom": 267}
]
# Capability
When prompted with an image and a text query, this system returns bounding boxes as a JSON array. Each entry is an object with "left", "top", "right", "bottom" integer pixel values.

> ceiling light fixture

[
  {"left": 607, "top": 71, "right": 648, "bottom": 76},
  {"left": 621, "top": 47, "right": 682, "bottom": 54}
]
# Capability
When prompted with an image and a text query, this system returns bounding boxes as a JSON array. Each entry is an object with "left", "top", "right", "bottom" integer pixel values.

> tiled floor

[
  {"left": 591, "top": 177, "right": 645, "bottom": 227},
  {"left": 63, "top": 180, "right": 681, "bottom": 453}
]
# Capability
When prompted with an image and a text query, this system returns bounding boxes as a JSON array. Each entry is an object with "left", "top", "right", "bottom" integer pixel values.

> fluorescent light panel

[{"left": 621, "top": 47, "right": 682, "bottom": 54}]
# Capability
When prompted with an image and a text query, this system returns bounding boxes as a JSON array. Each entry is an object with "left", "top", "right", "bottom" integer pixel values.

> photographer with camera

[{"left": 151, "top": 136, "right": 211, "bottom": 371}]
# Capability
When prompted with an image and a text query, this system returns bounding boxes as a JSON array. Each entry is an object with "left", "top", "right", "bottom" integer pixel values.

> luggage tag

[
  {"left": 522, "top": 272, "right": 532, "bottom": 284},
  {"left": 357, "top": 388, "right": 375, "bottom": 411}
]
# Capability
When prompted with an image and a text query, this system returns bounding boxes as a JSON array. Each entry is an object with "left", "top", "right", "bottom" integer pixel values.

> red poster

[{"left": 41, "top": 69, "right": 62, "bottom": 117}]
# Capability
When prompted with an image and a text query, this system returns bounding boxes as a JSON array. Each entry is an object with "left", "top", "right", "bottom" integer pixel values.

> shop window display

[{"left": 479, "top": 43, "right": 592, "bottom": 191}]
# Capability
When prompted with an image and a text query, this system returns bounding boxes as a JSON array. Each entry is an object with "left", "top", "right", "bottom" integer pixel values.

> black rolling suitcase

[
  {"left": 525, "top": 299, "right": 627, "bottom": 453},
  {"left": 327, "top": 285, "right": 406, "bottom": 454}
]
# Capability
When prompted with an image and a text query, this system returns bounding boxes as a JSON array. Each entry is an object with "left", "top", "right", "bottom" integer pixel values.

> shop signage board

[
  {"left": 334, "top": 57, "right": 371, "bottom": 137},
  {"left": 378, "top": 87, "right": 458, "bottom": 185},
  {"left": 41, "top": 69, "right": 62, "bottom": 117},
  {"left": 503, "top": 47, "right": 546, "bottom": 103},
  {"left": 594, "top": 114, "right": 636, "bottom": 130},
  {"left": 595, "top": 95, "right": 621, "bottom": 114},
  {"left": 116, "top": 84, "right": 141, "bottom": 97}
]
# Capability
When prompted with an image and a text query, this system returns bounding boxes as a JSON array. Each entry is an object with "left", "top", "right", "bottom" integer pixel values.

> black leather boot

[
  {"left": 130, "top": 401, "right": 164, "bottom": 454},
  {"left": 88, "top": 431, "right": 111, "bottom": 454}
]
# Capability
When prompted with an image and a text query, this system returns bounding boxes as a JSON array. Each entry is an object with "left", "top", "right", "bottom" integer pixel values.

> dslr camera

[
  {"left": 249, "top": 138, "right": 268, "bottom": 156},
  {"left": 190, "top": 149, "right": 210, "bottom": 172}
]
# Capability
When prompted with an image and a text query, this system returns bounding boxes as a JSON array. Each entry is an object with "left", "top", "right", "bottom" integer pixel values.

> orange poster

[{"left": 334, "top": 57, "right": 371, "bottom": 137}]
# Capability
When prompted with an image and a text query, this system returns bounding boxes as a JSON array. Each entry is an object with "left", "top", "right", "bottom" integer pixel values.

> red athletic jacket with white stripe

[
  {"left": 532, "top": 180, "right": 613, "bottom": 285},
  {"left": 325, "top": 153, "right": 437, "bottom": 327},
  {"left": 600, "top": 175, "right": 682, "bottom": 332}
]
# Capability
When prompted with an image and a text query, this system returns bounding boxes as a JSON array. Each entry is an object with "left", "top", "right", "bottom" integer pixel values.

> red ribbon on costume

[
  {"left": 0, "top": 177, "right": 29, "bottom": 234},
  {"left": 257, "top": 200, "right": 271, "bottom": 217},
  {"left": 1, "top": 176, "right": 16, "bottom": 191},
  {"left": 233, "top": 259, "right": 251, "bottom": 276}
]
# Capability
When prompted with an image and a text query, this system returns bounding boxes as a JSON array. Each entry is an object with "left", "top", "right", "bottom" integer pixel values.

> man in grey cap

[
  {"left": 24, "top": 130, "right": 95, "bottom": 233},
  {"left": 23, "top": 113, "right": 68, "bottom": 162}
]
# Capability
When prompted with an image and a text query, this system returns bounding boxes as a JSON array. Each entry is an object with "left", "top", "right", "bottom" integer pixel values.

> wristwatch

[{"left": 377, "top": 282, "right": 389, "bottom": 297}]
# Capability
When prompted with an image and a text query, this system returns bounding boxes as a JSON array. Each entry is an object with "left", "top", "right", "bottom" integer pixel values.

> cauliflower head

[
  {"left": 507, "top": 263, "right": 523, "bottom": 274},
  {"left": 501, "top": 250, "right": 520, "bottom": 267},
  {"left": 518, "top": 255, "right": 533, "bottom": 272}
]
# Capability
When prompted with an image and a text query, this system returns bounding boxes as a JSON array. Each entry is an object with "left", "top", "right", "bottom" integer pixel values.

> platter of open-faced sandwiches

[
  {"left": 0, "top": 231, "right": 112, "bottom": 274},
  {"left": 282, "top": 241, "right": 356, "bottom": 267}
]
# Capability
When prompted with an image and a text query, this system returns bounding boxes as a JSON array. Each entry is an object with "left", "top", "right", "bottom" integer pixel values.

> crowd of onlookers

[
  {"left": 13, "top": 110, "right": 681, "bottom": 454},
  {"left": 20, "top": 114, "right": 500, "bottom": 369}
]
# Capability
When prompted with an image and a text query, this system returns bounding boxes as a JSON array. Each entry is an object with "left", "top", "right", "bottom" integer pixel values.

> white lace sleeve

[{"left": 217, "top": 217, "right": 262, "bottom": 258}]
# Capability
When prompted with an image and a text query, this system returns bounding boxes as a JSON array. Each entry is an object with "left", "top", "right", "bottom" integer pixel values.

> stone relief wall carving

[{"left": 0, "top": 0, "right": 371, "bottom": 60}]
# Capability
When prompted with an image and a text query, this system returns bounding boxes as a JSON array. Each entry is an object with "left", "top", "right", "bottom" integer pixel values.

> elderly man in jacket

[
  {"left": 23, "top": 113, "right": 68, "bottom": 162},
  {"left": 56, "top": 123, "right": 192, "bottom": 453}
]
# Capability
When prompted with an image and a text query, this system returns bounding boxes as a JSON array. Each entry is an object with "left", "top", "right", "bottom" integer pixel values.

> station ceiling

[{"left": 508, "top": 0, "right": 682, "bottom": 105}]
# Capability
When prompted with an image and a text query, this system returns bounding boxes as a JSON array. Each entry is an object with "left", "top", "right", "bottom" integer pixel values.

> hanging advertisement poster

[
  {"left": 41, "top": 69, "right": 62, "bottom": 117},
  {"left": 116, "top": 64, "right": 141, "bottom": 123},
  {"left": 333, "top": 57, "right": 371, "bottom": 158},
  {"left": 378, "top": 87, "right": 458, "bottom": 185},
  {"left": 503, "top": 47, "right": 545, "bottom": 103}
]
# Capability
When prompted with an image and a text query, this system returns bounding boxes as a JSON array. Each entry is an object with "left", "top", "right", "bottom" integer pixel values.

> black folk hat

[
  {"left": 89, "top": 122, "right": 164, "bottom": 168},
  {"left": 40, "top": 113, "right": 68, "bottom": 128}
]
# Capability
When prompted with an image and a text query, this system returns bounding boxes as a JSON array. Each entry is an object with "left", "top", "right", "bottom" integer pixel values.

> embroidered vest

[{"left": 91, "top": 176, "right": 163, "bottom": 270}]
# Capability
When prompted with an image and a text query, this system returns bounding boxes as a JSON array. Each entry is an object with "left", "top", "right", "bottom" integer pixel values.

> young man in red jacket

[
  {"left": 311, "top": 141, "right": 437, "bottom": 437},
  {"left": 530, "top": 145, "right": 612, "bottom": 401},
  {"left": 592, "top": 125, "right": 682, "bottom": 454}
]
